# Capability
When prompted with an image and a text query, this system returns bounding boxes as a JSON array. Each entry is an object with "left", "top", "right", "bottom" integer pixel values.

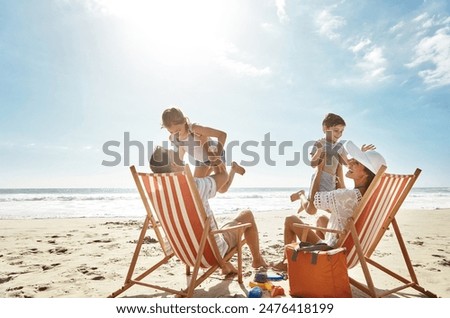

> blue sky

[{"left": 0, "top": 0, "right": 449, "bottom": 188}]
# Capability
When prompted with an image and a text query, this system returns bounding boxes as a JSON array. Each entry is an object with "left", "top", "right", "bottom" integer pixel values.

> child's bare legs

[{"left": 217, "top": 162, "right": 245, "bottom": 193}]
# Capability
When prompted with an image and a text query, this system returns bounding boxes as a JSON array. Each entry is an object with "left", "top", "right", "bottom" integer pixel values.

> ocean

[{"left": 0, "top": 187, "right": 449, "bottom": 219}]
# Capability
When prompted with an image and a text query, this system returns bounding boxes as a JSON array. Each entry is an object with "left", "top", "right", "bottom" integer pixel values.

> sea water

[{"left": 0, "top": 187, "right": 449, "bottom": 219}]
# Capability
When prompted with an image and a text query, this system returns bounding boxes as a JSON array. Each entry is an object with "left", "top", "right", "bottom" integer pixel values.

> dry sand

[{"left": 0, "top": 209, "right": 449, "bottom": 298}]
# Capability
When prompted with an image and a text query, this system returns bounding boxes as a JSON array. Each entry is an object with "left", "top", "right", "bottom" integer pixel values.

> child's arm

[
  {"left": 190, "top": 124, "right": 227, "bottom": 163},
  {"left": 310, "top": 141, "right": 324, "bottom": 168}
]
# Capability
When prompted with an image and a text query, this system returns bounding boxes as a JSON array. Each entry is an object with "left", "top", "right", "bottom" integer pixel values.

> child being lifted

[
  {"left": 291, "top": 113, "right": 374, "bottom": 215},
  {"left": 161, "top": 106, "right": 245, "bottom": 193}
]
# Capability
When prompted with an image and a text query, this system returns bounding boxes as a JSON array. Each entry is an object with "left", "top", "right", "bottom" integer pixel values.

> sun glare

[{"left": 101, "top": 0, "right": 235, "bottom": 62}]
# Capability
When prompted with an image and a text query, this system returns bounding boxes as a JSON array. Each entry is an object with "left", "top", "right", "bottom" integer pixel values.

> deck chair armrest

[
  {"left": 293, "top": 223, "right": 345, "bottom": 235},
  {"left": 211, "top": 222, "right": 252, "bottom": 235}
]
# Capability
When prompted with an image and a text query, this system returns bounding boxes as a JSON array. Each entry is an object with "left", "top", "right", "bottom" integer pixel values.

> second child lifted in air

[
  {"left": 161, "top": 107, "right": 245, "bottom": 193},
  {"left": 291, "top": 113, "right": 375, "bottom": 216}
]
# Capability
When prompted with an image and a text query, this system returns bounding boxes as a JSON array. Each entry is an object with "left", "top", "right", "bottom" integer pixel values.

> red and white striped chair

[
  {"left": 109, "top": 165, "right": 250, "bottom": 298},
  {"left": 295, "top": 166, "right": 437, "bottom": 297}
]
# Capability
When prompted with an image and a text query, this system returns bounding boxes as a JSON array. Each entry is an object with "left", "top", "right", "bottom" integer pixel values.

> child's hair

[
  {"left": 161, "top": 107, "right": 187, "bottom": 128},
  {"left": 322, "top": 113, "right": 346, "bottom": 128},
  {"left": 149, "top": 146, "right": 171, "bottom": 173}
]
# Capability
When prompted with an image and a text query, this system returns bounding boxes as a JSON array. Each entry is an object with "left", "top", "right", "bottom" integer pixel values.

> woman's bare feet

[
  {"left": 290, "top": 190, "right": 304, "bottom": 202},
  {"left": 271, "top": 260, "right": 288, "bottom": 272},
  {"left": 231, "top": 161, "right": 246, "bottom": 175}
]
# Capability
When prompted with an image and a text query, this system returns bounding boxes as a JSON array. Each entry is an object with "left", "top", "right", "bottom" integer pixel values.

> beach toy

[
  {"left": 248, "top": 286, "right": 263, "bottom": 298},
  {"left": 249, "top": 280, "right": 274, "bottom": 291},
  {"left": 250, "top": 280, "right": 285, "bottom": 298},
  {"left": 267, "top": 272, "right": 286, "bottom": 281},
  {"left": 270, "top": 286, "right": 285, "bottom": 297},
  {"left": 254, "top": 272, "right": 268, "bottom": 283}
]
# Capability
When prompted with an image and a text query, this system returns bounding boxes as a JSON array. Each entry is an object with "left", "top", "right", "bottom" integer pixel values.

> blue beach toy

[{"left": 248, "top": 286, "right": 263, "bottom": 298}]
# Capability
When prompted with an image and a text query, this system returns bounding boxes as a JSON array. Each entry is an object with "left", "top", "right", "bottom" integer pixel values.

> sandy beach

[{"left": 0, "top": 209, "right": 449, "bottom": 298}]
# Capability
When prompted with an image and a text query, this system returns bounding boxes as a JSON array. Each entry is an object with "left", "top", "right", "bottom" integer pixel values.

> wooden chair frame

[
  {"left": 109, "top": 165, "right": 250, "bottom": 298},
  {"left": 294, "top": 166, "right": 437, "bottom": 298}
]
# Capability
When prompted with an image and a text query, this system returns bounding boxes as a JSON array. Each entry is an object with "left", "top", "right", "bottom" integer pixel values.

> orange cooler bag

[{"left": 285, "top": 243, "right": 351, "bottom": 298}]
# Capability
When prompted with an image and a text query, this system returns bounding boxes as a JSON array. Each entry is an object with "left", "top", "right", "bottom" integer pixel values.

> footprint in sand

[
  {"left": 438, "top": 259, "right": 450, "bottom": 267},
  {"left": 87, "top": 239, "right": 113, "bottom": 244},
  {"left": 9, "top": 260, "right": 23, "bottom": 266},
  {"left": 408, "top": 240, "right": 424, "bottom": 246},
  {"left": 36, "top": 286, "right": 49, "bottom": 292},
  {"left": 48, "top": 247, "right": 69, "bottom": 255},
  {"left": 21, "top": 248, "right": 42, "bottom": 255},
  {"left": 77, "top": 265, "right": 105, "bottom": 280},
  {"left": 0, "top": 276, "right": 13, "bottom": 284},
  {"left": 42, "top": 263, "right": 61, "bottom": 271}
]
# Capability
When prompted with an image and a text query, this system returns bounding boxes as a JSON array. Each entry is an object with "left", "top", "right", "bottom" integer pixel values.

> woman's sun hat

[{"left": 344, "top": 141, "right": 387, "bottom": 174}]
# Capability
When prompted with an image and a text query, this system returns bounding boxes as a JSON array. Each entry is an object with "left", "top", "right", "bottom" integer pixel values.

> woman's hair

[
  {"left": 322, "top": 113, "right": 346, "bottom": 128},
  {"left": 363, "top": 166, "right": 376, "bottom": 188},
  {"left": 161, "top": 107, "right": 187, "bottom": 128}
]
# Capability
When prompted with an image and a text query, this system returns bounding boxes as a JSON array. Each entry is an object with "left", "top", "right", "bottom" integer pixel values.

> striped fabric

[
  {"left": 141, "top": 171, "right": 218, "bottom": 268},
  {"left": 343, "top": 173, "right": 412, "bottom": 269}
]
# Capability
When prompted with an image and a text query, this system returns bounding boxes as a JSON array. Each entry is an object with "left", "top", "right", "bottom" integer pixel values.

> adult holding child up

[
  {"left": 290, "top": 113, "right": 375, "bottom": 215},
  {"left": 273, "top": 141, "right": 386, "bottom": 271},
  {"left": 150, "top": 146, "right": 268, "bottom": 275}
]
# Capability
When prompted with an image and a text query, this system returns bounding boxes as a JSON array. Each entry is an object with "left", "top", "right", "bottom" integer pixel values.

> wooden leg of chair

[
  {"left": 186, "top": 265, "right": 191, "bottom": 276},
  {"left": 186, "top": 221, "right": 211, "bottom": 297},
  {"left": 124, "top": 215, "right": 151, "bottom": 284},
  {"left": 237, "top": 229, "right": 244, "bottom": 284},
  {"left": 349, "top": 219, "right": 377, "bottom": 297},
  {"left": 391, "top": 218, "right": 418, "bottom": 283}
]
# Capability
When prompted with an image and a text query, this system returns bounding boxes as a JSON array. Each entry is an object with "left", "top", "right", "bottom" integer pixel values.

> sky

[{"left": 0, "top": 0, "right": 449, "bottom": 188}]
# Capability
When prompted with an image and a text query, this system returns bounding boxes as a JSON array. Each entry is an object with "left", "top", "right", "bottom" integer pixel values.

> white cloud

[
  {"left": 406, "top": 28, "right": 450, "bottom": 88},
  {"left": 216, "top": 56, "right": 272, "bottom": 77},
  {"left": 389, "top": 21, "right": 405, "bottom": 33},
  {"left": 356, "top": 46, "right": 388, "bottom": 82},
  {"left": 214, "top": 42, "right": 272, "bottom": 77},
  {"left": 413, "top": 12, "right": 429, "bottom": 23},
  {"left": 316, "top": 10, "right": 346, "bottom": 40},
  {"left": 275, "top": 0, "right": 289, "bottom": 24},
  {"left": 350, "top": 38, "right": 372, "bottom": 53}
]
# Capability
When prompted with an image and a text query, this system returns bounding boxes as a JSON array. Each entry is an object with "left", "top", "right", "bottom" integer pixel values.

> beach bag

[{"left": 285, "top": 242, "right": 351, "bottom": 298}]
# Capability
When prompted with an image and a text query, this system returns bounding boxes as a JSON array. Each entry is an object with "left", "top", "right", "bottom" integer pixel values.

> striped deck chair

[
  {"left": 295, "top": 166, "right": 437, "bottom": 297},
  {"left": 109, "top": 165, "right": 251, "bottom": 298}
]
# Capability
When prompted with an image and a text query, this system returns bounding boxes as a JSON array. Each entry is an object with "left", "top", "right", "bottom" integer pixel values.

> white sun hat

[{"left": 344, "top": 141, "right": 387, "bottom": 174}]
